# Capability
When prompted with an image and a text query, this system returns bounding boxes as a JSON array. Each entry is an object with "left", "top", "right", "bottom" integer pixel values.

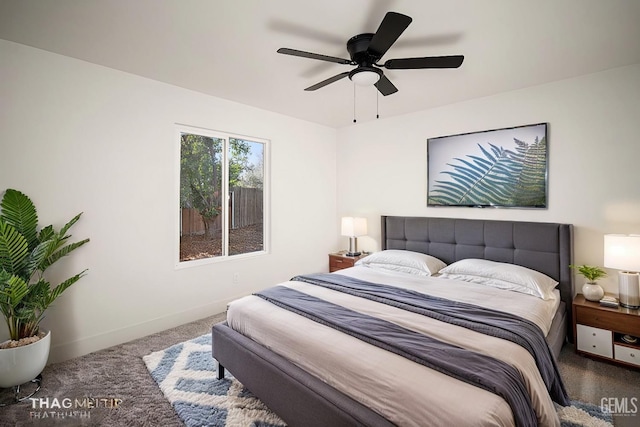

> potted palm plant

[
  {"left": 0, "top": 189, "right": 89, "bottom": 388},
  {"left": 570, "top": 264, "right": 607, "bottom": 302}
]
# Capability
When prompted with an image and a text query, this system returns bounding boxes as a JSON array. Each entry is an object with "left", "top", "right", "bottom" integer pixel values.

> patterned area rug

[
  {"left": 143, "top": 333, "right": 285, "bottom": 427},
  {"left": 144, "top": 334, "right": 614, "bottom": 427}
]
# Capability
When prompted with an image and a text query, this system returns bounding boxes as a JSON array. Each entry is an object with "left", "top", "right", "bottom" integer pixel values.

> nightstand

[
  {"left": 329, "top": 252, "right": 368, "bottom": 272},
  {"left": 572, "top": 294, "right": 640, "bottom": 368}
]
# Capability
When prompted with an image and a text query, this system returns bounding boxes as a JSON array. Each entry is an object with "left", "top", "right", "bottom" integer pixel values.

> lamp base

[
  {"left": 346, "top": 236, "right": 360, "bottom": 257},
  {"left": 618, "top": 272, "right": 640, "bottom": 309}
]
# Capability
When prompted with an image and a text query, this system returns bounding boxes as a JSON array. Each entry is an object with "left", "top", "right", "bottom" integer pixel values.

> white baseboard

[{"left": 47, "top": 297, "right": 236, "bottom": 364}]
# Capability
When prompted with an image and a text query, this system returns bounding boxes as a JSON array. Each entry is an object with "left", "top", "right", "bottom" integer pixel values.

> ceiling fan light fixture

[{"left": 349, "top": 67, "right": 381, "bottom": 86}]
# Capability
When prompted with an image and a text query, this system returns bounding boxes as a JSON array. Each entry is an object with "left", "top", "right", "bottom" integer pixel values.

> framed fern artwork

[{"left": 427, "top": 123, "right": 548, "bottom": 208}]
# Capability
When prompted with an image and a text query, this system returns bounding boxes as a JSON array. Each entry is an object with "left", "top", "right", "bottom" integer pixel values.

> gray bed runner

[
  {"left": 256, "top": 286, "right": 539, "bottom": 427},
  {"left": 292, "top": 273, "right": 569, "bottom": 406}
]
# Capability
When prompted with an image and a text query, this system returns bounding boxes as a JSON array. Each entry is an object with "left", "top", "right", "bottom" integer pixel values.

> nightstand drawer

[
  {"left": 329, "top": 254, "right": 361, "bottom": 272},
  {"left": 329, "top": 253, "right": 368, "bottom": 272},
  {"left": 577, "top": 324, "right": 613, "bottom": 358},
  {"left": 329, "top": 256, "right": 354, "bottom": 270},
  {"left": 575, "top": 305, "right": 625, "bottom": 331},
  {"left": 614, "top": 345, "right": 640, "bottom": 367}
]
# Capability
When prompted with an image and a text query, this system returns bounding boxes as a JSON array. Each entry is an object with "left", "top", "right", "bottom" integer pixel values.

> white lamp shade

[
  {"left": 604, "top": 234, "right": 640, "bottom": 272},
  {"left": 341, "top": 217, "right": 367, "bottom": 237}
]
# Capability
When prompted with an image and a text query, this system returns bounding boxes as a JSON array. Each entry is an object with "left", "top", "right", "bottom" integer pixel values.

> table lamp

[
  {"left": 341, "top": 217, "right": 367, "bottom": 257},
  {"left": 604, "top": 234, "right": 640, "bottom": 309}
]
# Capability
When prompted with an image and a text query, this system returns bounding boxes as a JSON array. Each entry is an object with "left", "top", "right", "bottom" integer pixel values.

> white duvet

[{"left": 226, "top": 266, "right": 562, "bottom": 427}]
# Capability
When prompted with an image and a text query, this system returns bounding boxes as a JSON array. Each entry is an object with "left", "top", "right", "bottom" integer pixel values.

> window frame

[{"left": 175, "top": 124, "right": 270, "bottom": 269}]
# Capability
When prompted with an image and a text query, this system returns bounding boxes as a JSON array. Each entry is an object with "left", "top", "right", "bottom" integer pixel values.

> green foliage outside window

[{"left": 180, "top": 134, "right": 251, "bottom": 238}]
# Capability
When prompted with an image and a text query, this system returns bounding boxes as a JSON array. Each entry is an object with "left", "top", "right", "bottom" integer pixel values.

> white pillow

[
  {"left": 439, "top": 258, "right": 558, "bottom": 300},
  {"left": 355, "top": 250, "right": 446, "bottom": 277}
]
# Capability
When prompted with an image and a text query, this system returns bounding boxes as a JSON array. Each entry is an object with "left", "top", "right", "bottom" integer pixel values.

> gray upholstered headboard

[{"left": 381, "top": 216, "right": 574, "bottom": 336}]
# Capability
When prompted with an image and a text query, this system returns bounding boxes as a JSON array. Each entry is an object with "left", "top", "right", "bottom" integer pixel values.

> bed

[{"left": 212, "top": 216, "right": 574, "bottom": 426}]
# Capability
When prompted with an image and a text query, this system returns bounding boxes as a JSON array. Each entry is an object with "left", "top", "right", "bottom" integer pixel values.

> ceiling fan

[{"left": 277, "top": 12, "right": 464, "bottom": 96}]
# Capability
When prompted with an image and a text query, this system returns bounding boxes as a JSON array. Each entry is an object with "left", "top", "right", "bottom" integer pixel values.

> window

[{"left": 177, "top": 125, "right": 268, "bottom": 265}]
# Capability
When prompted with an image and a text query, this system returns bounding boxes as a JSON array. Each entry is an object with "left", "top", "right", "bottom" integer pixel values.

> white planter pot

[
  {"left": 582, "top": 282, "right": 605, "bottom": 302},
  {"left": 0, "top": 330, "right": 50, "bottom": 388}
]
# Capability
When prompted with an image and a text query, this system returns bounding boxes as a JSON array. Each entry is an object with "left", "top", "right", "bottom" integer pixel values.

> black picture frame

[{"left": 427, "top": 123, "right": 548, "bottom": 208}]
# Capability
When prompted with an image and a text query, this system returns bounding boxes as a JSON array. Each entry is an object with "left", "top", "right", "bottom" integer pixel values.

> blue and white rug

[
  {"left": 144, "top": 334, "right": 613, "bottom": 427},
  {"left": 143, "top": 333, "right": 285, "bottom": 427}
]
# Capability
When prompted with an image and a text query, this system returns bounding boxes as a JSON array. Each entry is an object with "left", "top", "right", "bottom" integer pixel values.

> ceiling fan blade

[
  {"left": 367, "top": 12, "right": 412, "bottom": 59},
  {"left": 305, "top": 72, "right": 350, "bottom": 91},
  {"left": 384, "top": 55, "right": 464, "bottom": 69},
  {"left": 277, "top": 48, "right": 351, "bottom": 65},
  {"left": 374, "top": 74, "right": 398, "bottom": 96}
]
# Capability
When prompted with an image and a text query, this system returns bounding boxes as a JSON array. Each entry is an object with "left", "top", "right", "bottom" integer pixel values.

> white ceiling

[{"left": 1, "top": 0, "right": 639, "bottom": 128}]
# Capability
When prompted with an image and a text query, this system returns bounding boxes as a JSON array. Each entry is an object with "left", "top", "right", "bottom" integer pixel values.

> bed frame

[{"left": 212, "top": 216, "right": 574, "bottom": 427}]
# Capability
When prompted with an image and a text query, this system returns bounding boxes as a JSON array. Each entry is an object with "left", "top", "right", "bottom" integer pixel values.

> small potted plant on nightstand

[{"left": 570, "top": 264, "right": 607, "bottom": 301}]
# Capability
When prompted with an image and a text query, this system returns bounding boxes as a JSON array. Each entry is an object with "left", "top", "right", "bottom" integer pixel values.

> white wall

[
  {"left": 336, "top": 63, "right": 640, "bottom": 295},
  {"left": 0, "top": 40, "right": 337, "bottom": 362}
]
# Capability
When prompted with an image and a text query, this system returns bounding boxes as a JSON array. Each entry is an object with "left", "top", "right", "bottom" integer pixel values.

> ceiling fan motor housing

[{"left": 347, "top": 33, "right": 380, "bottom": 65}]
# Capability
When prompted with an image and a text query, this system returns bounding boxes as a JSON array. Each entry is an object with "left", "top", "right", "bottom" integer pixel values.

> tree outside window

[{"left": 179, "top": 128, "right": 266, "bottom": 263}]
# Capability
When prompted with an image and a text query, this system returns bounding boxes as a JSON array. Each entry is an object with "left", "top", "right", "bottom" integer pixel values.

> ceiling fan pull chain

[
  {"left": 353, "top": 83, "right": 357, "bottom": 123},
  {"left": 376, "top": 90, "right": 379, "bottom": 119}
]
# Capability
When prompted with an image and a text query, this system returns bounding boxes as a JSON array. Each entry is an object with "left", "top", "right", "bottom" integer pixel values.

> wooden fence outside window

[{"left": 181, "top": 187, "right": 263, "bottom": 236}]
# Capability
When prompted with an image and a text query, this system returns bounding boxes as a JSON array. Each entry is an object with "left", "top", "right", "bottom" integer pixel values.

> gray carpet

[
  {"left": 556, "top": 345, "right": 640, "bottom": 427},
  {"left": 1, "top": 313, "right": 638, "bottom": 427},
  {"left": 0, "top": 313, "right": 226, "bottom": 427}
]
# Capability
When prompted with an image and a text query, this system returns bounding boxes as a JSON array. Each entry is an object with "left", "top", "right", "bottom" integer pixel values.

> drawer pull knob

[
  {"left": 631, "top": 354, "right": 636, "bottom": 358},
  {"left": 593, "top": 345, "right": 596, "bottom": 348},
  {"left": 592, "top": 333, "right": 596, "bottom": 336}
]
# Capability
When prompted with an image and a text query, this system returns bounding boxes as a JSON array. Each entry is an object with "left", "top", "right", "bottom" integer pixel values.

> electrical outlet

[{"left": 232, "top": 273, "right": 239, "bottom": 284}]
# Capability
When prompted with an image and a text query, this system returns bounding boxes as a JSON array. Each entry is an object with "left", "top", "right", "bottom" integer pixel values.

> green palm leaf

[
  {"left": 0, "top": 272, "right": 29, "bottom": 309},
  {"left": 1, "top": 189, "right": 39, "bottom": 250},
  {"left": 25, "top": 240, "right": 56, "bottom": 278},
  {"left": 47, "top": 271, "right": 87, "bottom": 305},
  {"left": 43, "top": 238, "right": 90, "bottom": 270},
  {"left": 59, "top": 212, "right": 83, "bottom": 238},
  {"left": 39, "top": 225, "right": 55, "bottom": 242},
  {"left": 0, "top": 273, "right": 31, "bottom": 338},
  {"left": 0, "top": 219, "right": 29, "bottom": 276}
]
